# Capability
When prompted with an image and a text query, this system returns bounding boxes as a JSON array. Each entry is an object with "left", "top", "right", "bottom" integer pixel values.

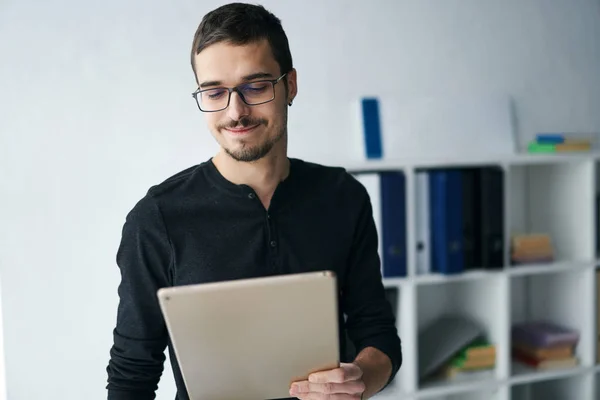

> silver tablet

[{"left": 157, "top": 270, "right": 340, "bottom": 400}]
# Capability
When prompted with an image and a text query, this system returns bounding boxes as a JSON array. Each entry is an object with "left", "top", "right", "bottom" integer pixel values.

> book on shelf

[
  {"left": 511, "top": 320, "right": 579, "bottom": 370},
  {"left": 461, "top": 168, "right": 480, "bottom": 271},
  {"left": 380, "top": 172, "right": 407, "bottom": 278},
  {"left": 429, "top": 169, "right": 464, "bottom": 275},
  {"left": 479, "top": 166, "right": 504, "bottom": 269},
  {"left": 510, "top": 233, "right": 555, "bottom": 265},
  {"left": 438, "top": 337, "right": 496, "bottom": 379},
  {"left": 512, "top": 320, "right": 580, "bottom": 347},
  {"left": 416, "top": 166, "right": 504, "bottom": 276},
  {"left": 512, "top": 341, "right": 573, "bottom": 359},
  {"left": 353, "top": 171, "right": 406, "bottom": 278},
  {"left": 359, "top": 97, "right": 383, "bottom": 159},
  {"left": 415, "top": 171, "right": 430, "bottom": 275},
  {"left": 418, "top": 314, "right": 488, "bottom": 382},
  {"left": 527, "top": 133, "right": 594, "bottom": 154},
  {"left": 512, "top": 348, "right": 577, "bottom": 370}
]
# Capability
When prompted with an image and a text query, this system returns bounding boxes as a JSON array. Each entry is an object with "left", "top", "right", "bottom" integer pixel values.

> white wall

[{"left": 1, "top": 0, "right": 600, "bottom": 398}]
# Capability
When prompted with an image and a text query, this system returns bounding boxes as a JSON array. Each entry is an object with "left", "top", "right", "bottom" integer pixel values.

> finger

[
  {"left": 308, "top": 363, "right": 362, "bottom": 384},
  {"left": 340, "top": 362, "right": 363, "bottom": 380},
  {"left": 291, "top": 380, "right": 365, "bottom": 395}
]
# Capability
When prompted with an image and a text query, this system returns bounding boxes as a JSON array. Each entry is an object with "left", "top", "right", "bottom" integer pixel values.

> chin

[{"left": 224, "top": 142, "right": 274, "bottom": 163}]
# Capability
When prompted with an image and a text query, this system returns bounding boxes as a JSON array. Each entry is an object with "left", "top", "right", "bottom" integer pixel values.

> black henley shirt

[{"left": 105, "top": 157, "right": 402, "bottom": 399}]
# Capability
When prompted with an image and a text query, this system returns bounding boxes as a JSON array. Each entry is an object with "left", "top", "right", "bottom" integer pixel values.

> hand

[{"left": 289, "top": 362, "right": 366, "bottom": 399}]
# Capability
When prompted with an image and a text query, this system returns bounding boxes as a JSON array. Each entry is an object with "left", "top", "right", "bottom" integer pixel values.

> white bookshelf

[{"left": 342, "top": 152, "right": 600, "bottom": 400}]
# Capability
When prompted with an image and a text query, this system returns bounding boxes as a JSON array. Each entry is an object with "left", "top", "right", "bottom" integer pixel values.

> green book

[
  {"left": 528, "top": 141, "right": 591, "bottom": 153},
  {"left": 528, "top": 142, "right": 557, "bottom": 153},
  {"left": 451, "top": 337, "right": 493, "bottom": 360}
]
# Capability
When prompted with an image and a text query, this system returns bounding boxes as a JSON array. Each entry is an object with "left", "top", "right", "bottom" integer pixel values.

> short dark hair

[{"left": 190, "top": 3, "right": 293, "bottom": 84}]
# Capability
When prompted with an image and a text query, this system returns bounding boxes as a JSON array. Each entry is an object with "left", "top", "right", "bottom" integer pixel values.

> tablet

[{"left": 157, "top": 270, "right": 340, "bottom": 400}]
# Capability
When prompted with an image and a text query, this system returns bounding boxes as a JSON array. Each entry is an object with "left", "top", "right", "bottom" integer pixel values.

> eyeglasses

[{"left": 192, "top": 73, "right": 287, "bottom": 112}]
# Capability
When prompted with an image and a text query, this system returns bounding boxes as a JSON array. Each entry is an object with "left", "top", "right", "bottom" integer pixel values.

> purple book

[{"left": 511, "top": 320, "right": 580, "bottom": 348}]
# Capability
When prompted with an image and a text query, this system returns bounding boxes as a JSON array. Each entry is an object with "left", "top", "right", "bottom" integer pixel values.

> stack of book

[
  {"left": 511, "top": 320, "right": 579, "bottom": 370},
  {"left": 439, "top": 338, "right": 496, "bottom": 379},
  {"left": 418, "top": 315, "right": 493, "bottom": 383},
  {"left": 527, "top": 133, "right": 593, "bottom": 153},
  {"left": 510, "top": 233, "right": 555, "bottom": 265}
]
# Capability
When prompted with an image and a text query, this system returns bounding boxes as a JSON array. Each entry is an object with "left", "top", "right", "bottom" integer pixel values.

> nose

[{"left": 226, "top": 91, "right": 250, "bottom": 121}]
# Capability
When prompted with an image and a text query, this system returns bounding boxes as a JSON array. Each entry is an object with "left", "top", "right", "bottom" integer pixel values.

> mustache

[{"left": 218, "top": 117, "right": 267, "bottom": 130}]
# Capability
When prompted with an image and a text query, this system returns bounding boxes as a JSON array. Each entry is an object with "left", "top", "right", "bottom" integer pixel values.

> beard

[
  {"left": 223, "top": 134, "right": 282, "bottom": 162},
  {"left": 218, "top": 113, "right": 287, "bottom": 162}
]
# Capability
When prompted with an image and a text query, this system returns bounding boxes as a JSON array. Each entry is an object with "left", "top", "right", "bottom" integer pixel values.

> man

[{"left": 106, "top": 2, "right": 401, "bottom": 399}]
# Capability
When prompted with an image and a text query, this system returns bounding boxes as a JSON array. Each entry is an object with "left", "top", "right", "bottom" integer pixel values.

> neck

[{"left": 212, "top": 143, "right": 289, "bottom": 208}]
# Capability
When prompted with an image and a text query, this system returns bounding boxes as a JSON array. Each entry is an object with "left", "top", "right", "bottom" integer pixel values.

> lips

[{"left": 224, "top": 124, "right": 259, "bottom": 135}]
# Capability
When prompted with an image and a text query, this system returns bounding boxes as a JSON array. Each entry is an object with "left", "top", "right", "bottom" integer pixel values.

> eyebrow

[{"left": 199, "top": 72, "right": 274, "bottom": 88}]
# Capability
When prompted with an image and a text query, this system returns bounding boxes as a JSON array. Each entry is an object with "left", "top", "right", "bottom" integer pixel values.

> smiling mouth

[{"left": 224, "top": 124, "right": 260, "bottom": 135}]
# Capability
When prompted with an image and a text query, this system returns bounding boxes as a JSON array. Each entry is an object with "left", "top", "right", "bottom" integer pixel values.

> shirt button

[
  {"left": 248, "top": 193, "right": 255, "bottom": 199},
  {"left": 270, "top": 241, "right": 277, "bottom": 247}
]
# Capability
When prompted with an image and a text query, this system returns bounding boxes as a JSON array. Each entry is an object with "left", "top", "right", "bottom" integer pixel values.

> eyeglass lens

[{"left": 199, "top": 81, "right": 274, "bottom": 111}]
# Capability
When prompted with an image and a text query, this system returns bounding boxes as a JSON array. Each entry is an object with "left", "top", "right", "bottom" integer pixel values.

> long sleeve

[
  {"left": 341, "top": 180, "right": 402, "bottom": 387},
  {"left": 106, "top": 195, "right": 173, "bottom": 399}
]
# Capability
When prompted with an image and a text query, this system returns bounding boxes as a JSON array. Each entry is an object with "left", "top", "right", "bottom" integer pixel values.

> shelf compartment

[
  {"left": 510, "top": 269, "right": 595, "bottom": 377},
  {"left": 511, "top": 371, "right": 593, "bottom": 399},
  {"left": 416, "top": 277, "right": 506, "bottom": 392},
  {"left": 507, "top": 160, "right": 595, "bottom": 266}
]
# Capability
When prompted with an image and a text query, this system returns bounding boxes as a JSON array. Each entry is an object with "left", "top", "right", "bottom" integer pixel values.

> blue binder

[
  {"left": 380, "top": 172, "right": 406, "bottom": 277},
  {"left": 360, "top": 98, "right": 383, "bottom": 159},
  {"left": 429, "top": 170, "right": 464, "bottom": 274}
]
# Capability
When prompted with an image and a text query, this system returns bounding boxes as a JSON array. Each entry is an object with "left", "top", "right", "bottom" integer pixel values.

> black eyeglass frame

[{"left": 191, "top": 73, "right": 288, "bottom": 112}]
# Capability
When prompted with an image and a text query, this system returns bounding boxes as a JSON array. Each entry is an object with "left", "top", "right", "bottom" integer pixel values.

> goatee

[
  {"left": 220, "top": 113, "right": 287, "bottom": 162},
  {"left": 224, "top": 128, "right": 285, "bottom": 162}
]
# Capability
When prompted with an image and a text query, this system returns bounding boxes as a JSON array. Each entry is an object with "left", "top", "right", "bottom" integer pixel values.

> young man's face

[{"left": 193, "top": 39, "right": 297, "bottom": 162}]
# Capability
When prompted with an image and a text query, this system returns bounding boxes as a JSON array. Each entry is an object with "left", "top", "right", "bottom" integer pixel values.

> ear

[{"left": 286, "top": 68, "right": 298, "bottom": 106}]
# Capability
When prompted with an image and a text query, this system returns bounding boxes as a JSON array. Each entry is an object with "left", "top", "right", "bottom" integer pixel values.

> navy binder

[
  {"left": 429, "top": 169, "right": 464, "bottom": 274},
  {"left": 462, "top": 168, "right": 482, "bottom": 269},
  {"left": 380, "top": 172, "right": 406, "bottom": 277},
  {"left": 479, "top": 167, "right": 504, "bottom": 269}
]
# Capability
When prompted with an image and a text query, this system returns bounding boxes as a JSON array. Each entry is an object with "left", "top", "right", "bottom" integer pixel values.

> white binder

[{"left": 416, "top": 171, "right": 431, "bottom": 275}]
